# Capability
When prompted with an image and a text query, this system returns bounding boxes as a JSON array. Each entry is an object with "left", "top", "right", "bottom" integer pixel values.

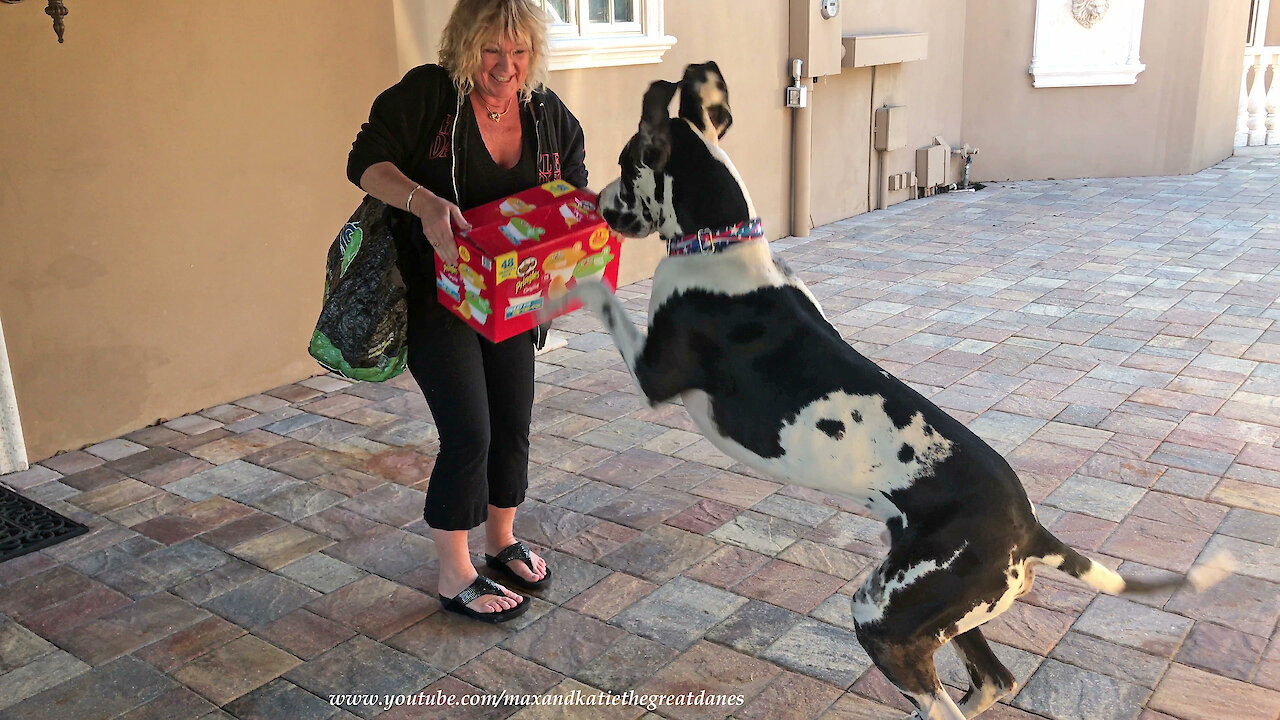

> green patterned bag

[{"left": 308, "top": 196, "right": 408, "bottom": 382}]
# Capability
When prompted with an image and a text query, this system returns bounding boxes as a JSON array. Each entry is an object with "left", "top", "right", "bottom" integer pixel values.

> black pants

[{"left": 406, "top": 288, "right": 535, "bottom": 531}]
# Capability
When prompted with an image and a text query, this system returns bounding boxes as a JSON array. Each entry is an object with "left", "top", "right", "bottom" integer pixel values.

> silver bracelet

[{"left": 406, "top": 184, "right": 423, "bottom": 212}]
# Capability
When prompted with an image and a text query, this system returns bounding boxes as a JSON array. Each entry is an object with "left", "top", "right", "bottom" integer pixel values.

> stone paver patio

[{"left": 2, "top": 149, "right": 1279, "bottom": 720}]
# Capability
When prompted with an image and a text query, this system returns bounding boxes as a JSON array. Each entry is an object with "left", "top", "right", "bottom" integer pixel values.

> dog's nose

[{"left": 602, "top": 207, "right": 644, "bottom": 237}]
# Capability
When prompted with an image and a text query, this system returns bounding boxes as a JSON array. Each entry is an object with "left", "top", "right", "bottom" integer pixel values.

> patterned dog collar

[{"left": 666, "top": 218, "right": 764, "bottom": 256}]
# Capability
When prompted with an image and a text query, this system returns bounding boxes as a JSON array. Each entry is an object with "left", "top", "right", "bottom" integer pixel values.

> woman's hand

[
  {"left": 410, "top": 190, "right": 470, "bottom": 265},
  {"left": 357, "top": 163, "right": 472, "bottom": 265}
]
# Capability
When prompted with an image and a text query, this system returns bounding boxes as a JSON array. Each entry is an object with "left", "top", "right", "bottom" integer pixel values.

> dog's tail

[{"left": 1028, "top": 525, "right": 1233, "bottom": 595}]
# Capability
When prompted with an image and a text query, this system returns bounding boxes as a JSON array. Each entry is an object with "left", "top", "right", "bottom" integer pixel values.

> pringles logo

[{"left": 514, "top": 255, "right": 540, "bottom": 294}]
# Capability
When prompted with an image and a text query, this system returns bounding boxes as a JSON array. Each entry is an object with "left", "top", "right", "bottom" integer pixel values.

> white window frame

[
  {"left": 539, "top": 0, "right": 676, "bottom": 71},
  {"left": 1246, "top": 0, "right": 1269, "bottom": 48},
  {"left": 1029, "top": 0, "right": 1146, "bottom": 88}
]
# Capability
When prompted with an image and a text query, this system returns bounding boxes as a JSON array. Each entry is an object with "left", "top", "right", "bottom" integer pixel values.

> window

[
  {"left": 537, "top": 0, "right": 675, "bottom": 71},
  {"left": 1246, "top": 0, "right": 1270, "bottom": 47}
]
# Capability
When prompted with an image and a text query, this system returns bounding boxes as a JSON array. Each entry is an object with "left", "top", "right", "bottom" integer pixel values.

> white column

[
  {"left": 1266, "top": 51, "right": 1280, "bottom": 146},
  {"left": 1237, "top": 55, "right": 1251, "bottom": 147},
  {"left": 1248, "top": 54, "right": 1268, "bottom": 146},
  {"left": 0, "top": 314, "right": 29, "bottom": 475}
]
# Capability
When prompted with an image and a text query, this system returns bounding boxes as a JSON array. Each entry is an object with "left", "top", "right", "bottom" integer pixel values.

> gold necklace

[{"left": 479, "top": 95, "right": 514, "bottom": 123}]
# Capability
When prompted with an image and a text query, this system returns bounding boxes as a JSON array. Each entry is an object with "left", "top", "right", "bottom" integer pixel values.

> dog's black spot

[
  {"left": 751, "top": 340, "right": 797, "bottom": 378},
  {"left": 601, "top": 304, "right": 615, "bottom": 329},
  {"left": 886, "top": 515, "right": 904, "bottom": 544},
  {"left": 708, "top": 105, "right": 732, "bottom": 136},
  {"left": 888, "top": 405, "right": 915, "bottom": 430},
  {"left": 898, "top": 444, "right": 915, "bottom": 464},
  {"left": 1011, "top": 567, "right": 1020, "bottom": 580},
  {"left": 923, "top": 426, "right": 934, "bottom": 437},
  {"left": 728, "top": 322, "right": 765, "bottom": 344},
  {"left": 851, "top": 410, "right": 863, "bottom": 424},
  {"left": 662, "top": 121, "right": 750, "bottom": 235},
  {"left": 642, "top": 146, "right": 668, "bottom": 169},
  {"left": 816, "top": 419, "right": 844, "bottom": 440},
  {"left": 609, "top": 209, "right": 645, "bottom": 236}
]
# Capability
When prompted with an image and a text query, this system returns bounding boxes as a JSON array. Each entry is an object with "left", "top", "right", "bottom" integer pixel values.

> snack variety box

[{"left": 435, "top": 180, "right": 623, "bottom": 343}]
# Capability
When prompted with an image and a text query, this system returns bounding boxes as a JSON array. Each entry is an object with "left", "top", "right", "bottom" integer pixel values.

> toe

[
  {"left": 512, "top": 561, "right": 537, "bottom": 581},
  {"left": 469, "top": 594, "right": 513, "bottom": 615},
  {"left": 529, "top": 553, "right": 547, "bottom": 579}
]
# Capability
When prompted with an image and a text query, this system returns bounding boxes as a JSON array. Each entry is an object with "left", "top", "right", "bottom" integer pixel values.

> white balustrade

[
  {"left": 1268, "top": 51, "right": 1280, "bottom": 145},
  {"left": 1237, "top": 47, "right": 1280, "bottom": 147}
]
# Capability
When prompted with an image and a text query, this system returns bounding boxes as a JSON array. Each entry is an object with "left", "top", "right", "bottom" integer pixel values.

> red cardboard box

[{"left": 435, "top": 180, "right": 623, "bottom": 343}]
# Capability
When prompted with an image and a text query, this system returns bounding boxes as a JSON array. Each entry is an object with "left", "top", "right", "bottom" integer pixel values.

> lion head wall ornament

[{"left": 1071, "top": 0, "right": 1110, "bottom": 28}]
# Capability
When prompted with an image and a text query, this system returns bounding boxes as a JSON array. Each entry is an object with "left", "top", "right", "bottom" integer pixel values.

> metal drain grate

[{"left": 0, "top": 485, "right": 89, "bottom": 563}]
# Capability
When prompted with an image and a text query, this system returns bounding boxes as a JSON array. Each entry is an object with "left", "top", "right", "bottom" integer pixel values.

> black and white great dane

[{"left": 549, "top": 62, "right": 1232, "bottom": 720}]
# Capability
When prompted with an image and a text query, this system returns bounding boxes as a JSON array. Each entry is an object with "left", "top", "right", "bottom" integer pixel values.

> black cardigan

[{"left": 347, "top": 64, "right": 588, "bottom": 300}]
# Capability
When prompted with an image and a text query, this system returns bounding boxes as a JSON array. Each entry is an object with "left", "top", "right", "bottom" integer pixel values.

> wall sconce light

[{"left": 1, "top": 0, "right": 70, "bottom": 44}]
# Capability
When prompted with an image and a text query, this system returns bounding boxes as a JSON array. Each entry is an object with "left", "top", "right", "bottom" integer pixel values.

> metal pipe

[
  {"left": 877, "top": 147, "right": 888, "bottom": 211},
  {"left": 790, "top": 60, "right": 812, "bottom": 237},
  {"left": 865, "top": 66, "right": 878, "bottom": 213},
  {"left": 0, "top": 314, "right": 29, "bottom": 474},
  {"left": 791, "top": 85, "right": 812, "bottom": 237}
]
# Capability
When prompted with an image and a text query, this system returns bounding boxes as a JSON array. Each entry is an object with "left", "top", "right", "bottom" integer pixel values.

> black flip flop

[
  {"left": 485, "top": 540, "right": 552, "bottom": 590},
  {"left": 438, "top": 575, "right": 529, "bottom": 623}
]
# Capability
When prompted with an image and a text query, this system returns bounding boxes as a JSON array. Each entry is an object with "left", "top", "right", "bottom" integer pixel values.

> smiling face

[
  {"left": 598, "top": 62, "right": 753, "bottom": 244},
  {"left": 473, "top": 35, "right": 530, "bottom": 106}
]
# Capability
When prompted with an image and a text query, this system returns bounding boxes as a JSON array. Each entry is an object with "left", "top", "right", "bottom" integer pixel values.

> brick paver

[{"left": 1, "top": 150, "right": 1278, "bottom": 719}]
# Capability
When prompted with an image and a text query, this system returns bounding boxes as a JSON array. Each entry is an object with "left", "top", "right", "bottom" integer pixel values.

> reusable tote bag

[{"left": 308, "top": 196, "right": 408, "bottom": 382}]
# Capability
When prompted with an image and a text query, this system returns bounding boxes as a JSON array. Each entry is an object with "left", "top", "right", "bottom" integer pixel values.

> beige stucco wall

[
  {"left": 1267, "top": 0, "right": 1280, "bottom": 45},
  {"left": 1196, "top": 0, "right": 1257, "bottom": 167},
  {"left": 0, "top": 0, "right": 398, "bottom": 461},
  {"left": 962, "top": 0, "right": 1248, "bottom": 181},
  {"left": 809, "top": 1, "right": 968, "bottom": 226}
]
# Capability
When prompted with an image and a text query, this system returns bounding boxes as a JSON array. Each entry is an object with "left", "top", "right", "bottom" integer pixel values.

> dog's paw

[
  {"left": 537, "top": 291, "right": 576, "bottom": 323},
  {"left": 570, "top": 279, "right": 612, "bottom": 306}
]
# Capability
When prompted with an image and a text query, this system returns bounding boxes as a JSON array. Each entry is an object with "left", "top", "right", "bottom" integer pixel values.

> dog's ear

[
  {"left": 637, "top": 79, "right": 678, "bottom": 170},
  {"left": 679, "top": 61, "right": 733, "bottom": 142}
]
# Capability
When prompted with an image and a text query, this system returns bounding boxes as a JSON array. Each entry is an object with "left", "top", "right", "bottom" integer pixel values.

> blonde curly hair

[{"left": 439, "top": 0, "right": 550, "bottom": 103}]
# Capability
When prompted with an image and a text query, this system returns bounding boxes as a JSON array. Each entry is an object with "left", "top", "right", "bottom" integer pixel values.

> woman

[{"left": 346, "top": 0, "right": 586, "bottom": 622}]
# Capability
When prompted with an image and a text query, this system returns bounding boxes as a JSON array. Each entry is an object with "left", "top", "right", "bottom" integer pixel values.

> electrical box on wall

[
  {"left": 873, "top": 105, "right": 906, "bottom": 151},
  {"left": 785, "top": 85, "right": 808, "bottom": 108},
  {"left": 841, "top": 32, "right": 929, "bottom": 68},
  {"left": 789, "top": 0, "right": 843, "bottom": 77},
  {"left": 916, "top": 144, "right": 948, "bottom": 188}
]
